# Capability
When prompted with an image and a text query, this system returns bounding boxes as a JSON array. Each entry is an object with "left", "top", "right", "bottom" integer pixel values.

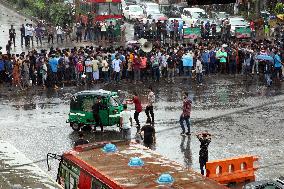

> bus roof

[{"left": 64, "top": 141, "right": 226, "bottom": 189}]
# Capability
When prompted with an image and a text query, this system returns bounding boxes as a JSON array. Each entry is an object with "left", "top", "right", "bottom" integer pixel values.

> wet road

[
  {"left": 0, "top": 76, "right": 284, "bottom": 185},
  {"left": 1, "top": 2, "right": 284, "bottom": 187}
]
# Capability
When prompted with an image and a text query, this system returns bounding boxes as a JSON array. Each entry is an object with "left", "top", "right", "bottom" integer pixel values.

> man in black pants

[
  {"left": 92, "top": 97, "right": 107, "bottom": 132},
  {"left": 196, "top": 132, "right": 212, "bottom": 175},
  {"left": 9, "top": 25, "right": 16, "bottom": 47},
  {"left": 145, "top": 86, "right": 155, "bottom": 124}
]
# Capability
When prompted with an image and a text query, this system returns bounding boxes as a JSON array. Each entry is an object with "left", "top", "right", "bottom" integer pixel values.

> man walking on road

[
  {"left": 120, "top": 104, "right": 133, "bottom": 141},
  {"left": 180, "top": 92, "right": 192, "bottom": 136},
  {"left": 145, "top": 86, "right": 155, "bottom": 124},
  {"left": 132, "top": 92, "right": 142, "bottom": 132},
  {"left": 196, "top": 132, "right": 211, "bottom": 175}
]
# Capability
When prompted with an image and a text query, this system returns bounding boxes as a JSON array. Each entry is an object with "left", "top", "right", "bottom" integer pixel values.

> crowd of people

[{"left": 0, "top": 38, "right": 283, "bottom": 90}]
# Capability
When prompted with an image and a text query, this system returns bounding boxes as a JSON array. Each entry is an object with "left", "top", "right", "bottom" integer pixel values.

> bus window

[
  {"left": 69, "top": 174, "right": 78, "bottom": 189},
  {"left": 91, "top": 178, "right": 110, "bottom": 189},
  {"left": 95, "top": 3, "right": 110, "bottom": 15},
  {"left": 109, "top": 3, "right": 121, "bottom": 15}
]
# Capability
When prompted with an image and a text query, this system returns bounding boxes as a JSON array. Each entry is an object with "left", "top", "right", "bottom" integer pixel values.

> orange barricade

[{"left": 206, "top": 155, "right": 259, "bottom": 185}]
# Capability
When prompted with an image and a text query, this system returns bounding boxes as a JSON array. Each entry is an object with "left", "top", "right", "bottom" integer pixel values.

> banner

[
  {"left": 183, "top": 27, "right": 201, "bottom": 39},
  {"left": 235, "top": 27, "right": 251, "bottom": 38}
]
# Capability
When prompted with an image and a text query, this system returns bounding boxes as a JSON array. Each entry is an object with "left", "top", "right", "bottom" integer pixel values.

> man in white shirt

[
  {"left": 56, "top": 25, "right": 63, "bottom": 43},
  {"left": 112, "top": 55, "right": 122, "bottom": 83},
  {"left": 120, "top": 104, "right": 133, "bottom": 141},
  {"left": 195, "top": 57, "right": 203, "bottom": 86}
]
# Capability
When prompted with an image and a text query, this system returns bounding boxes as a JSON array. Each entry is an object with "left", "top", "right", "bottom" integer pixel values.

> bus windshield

[{"left": 95, "top": 3, "right": 121, "bottom": 15}]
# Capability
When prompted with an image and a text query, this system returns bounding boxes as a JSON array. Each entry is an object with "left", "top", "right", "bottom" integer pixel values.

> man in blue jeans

[{"left": 180, "top": 92, "right": 192, "bottom": 136}]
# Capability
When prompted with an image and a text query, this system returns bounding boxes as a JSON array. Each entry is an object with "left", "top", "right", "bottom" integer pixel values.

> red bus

[
  {"left": 76, "top": 0, "right": 123, "bottom": 23},
  {"left": 53, "top": 141, "right": 226, "bottom": 189}
]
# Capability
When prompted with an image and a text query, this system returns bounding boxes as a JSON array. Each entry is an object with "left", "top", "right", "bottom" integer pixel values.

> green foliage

[
  {"left": 10, "top": 0, "right": 72, "bottom": 26},
  {"left": 274, "top": 3, "right": 284, "bottom": 14}
]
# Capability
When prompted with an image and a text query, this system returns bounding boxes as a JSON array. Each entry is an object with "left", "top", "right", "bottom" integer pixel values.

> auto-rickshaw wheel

[{"left": 70, "top": 123, "right": 80, "bottom": 131}]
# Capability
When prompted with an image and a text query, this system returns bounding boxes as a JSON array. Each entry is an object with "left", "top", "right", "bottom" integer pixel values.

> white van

[
  {"left": 140, "top": 2, "right": 161, "bottom": 17},
  {"left": 181, "top": 7, "right": 207, "bottom": 24}
]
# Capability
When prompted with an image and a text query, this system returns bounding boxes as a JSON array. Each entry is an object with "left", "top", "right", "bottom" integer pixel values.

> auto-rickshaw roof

[
  {"left": 74, "top": 89, "right": 118, "bottom": 98},
  {"left": 64, "top": 141, "right": 226, "bottom": 189}
]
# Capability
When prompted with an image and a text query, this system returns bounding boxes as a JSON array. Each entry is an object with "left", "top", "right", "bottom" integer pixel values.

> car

[
  {"left": 211, "top": 11, "right": 230, "bottom": 24},
  {"left": 243, "top": 177, "right": 284, "bottom": 189},
  {"left": 181, "top": 7, "right": 208, "bottom": 24},
  {"left": 123, "top": 5, "right": 144, "bottom": 21},
  {"left": 146, "top": 13, "right": 167, "bottom": 22},
  {"left": 140, "top": 2, "right": 161, "bottom": 17},
  {"left": 229, "top": 17, "right": 249, "bottom": 36},
  {"left": 67, "top": 90, "right": 123, "bottom": 131},
  {"left": 167, "top": 3, "right": 187, "bottom": 18}
]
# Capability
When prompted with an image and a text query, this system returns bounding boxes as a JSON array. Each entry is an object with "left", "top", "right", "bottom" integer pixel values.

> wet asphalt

[
  {"left": 0, "top": 75, "right": 284, "bottom": 185},
  {"left": 0, "top": 2, "right": 284, "bottom": 188}
]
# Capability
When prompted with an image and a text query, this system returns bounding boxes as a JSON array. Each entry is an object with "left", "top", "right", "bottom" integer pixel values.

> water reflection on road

[{"left": 0, "top": 77, "right": 283, "bottom": 182}]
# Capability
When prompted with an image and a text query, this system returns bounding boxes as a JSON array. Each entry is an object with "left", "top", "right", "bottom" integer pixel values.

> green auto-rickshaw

[{"left": 67, "top": 90, "right": 123, "bottom": 131}]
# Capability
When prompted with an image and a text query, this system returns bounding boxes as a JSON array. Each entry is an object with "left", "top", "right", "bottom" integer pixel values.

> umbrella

[
  {"left": 157, "top": 16, "right": 168, "bottom": 21},
  {"left": 256, "top": 54, "right": 274, "bottom": 62}
]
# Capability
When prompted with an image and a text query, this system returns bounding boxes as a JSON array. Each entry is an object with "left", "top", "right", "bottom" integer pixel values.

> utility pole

[{"left": 255, "top": 0, "right": 260, "bottom": 18}]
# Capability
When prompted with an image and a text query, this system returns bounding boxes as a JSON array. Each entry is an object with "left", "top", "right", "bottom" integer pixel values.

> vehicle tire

[
  {"left": 82, "top": 125, "right": 92, "bottom": 132},
  {"left": 70, "top": 123, "right": 80, "bottom": 131}
]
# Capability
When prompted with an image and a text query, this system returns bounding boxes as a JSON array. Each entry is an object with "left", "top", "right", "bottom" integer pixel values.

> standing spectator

[
  {"left": 56, "top": 25, "right": 63, "bottom": 44},
  {"left": 108, "top": 21, "right": 115, "bottom": 42},
  {"left": 133, "top": 54, "right": 141, "bottom": 84},
  {"left": 195, "top": 56, "right": 203, "bottom": 85},
  {"left": 196, "top": 132, "right": 212, "bottom": 175},
  {"left": 9, "top": 25, "right": 16, "bottom": 47},
  {"left": 101, "top": 57, "right": 109, "bottom": 82},
  {"left": 112, "top": 55, "right": 122, "bottom": 83},
  {"left": 41, "top": 60, "right": 48, "bottom": 88},
  {"left": 120, "top": 21, "right": 126, "bottom": 42},
  {"left": 145, "top": 86, "right": 155, "bottom": 124},
  {"left": 167, "top": 54, "right": 175, "bottom": 83},
  {"left": 48, "top": 54, "right": 59, "bottom": 89},
  {"left": 84, "top": 56, "right": 93, "bottom": 85},
  {"left": 20, "top": 24, "right": 25, "bottom": 47},
  {"left": 100, "top": 21, "right": 107, "bottom": 41},
  {"left": 76, "top": 23, "right": 83, "bottom": 43},
  {"left": 47, "top": 24, "right": 55, "bottom": 44},
  {"left": 217, "top": 48, "right": 227, "bottom": 74},
  {"left": 180, "top": 92, "right": 192, "bottom": 136},
  {"left": 274, "top": 51, "right": 283, "bottom": 81},
  {"left": 201, "top": 48, "right": 210, "bottom": 75},
  {"left": 35, "top": 25, "right": 43, "bottom": 46},
  {"left": 92, "top": 56, "right": 100, "bottom": 83}
]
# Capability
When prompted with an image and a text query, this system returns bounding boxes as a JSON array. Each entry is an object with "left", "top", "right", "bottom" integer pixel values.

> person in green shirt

[{"left": 217, "top": 48, "right": 227, "bottom": 74}]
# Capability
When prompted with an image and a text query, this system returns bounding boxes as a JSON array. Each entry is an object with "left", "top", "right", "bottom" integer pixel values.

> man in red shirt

[
  {"left": 180, "top": 92, "right": 192, "bottom": 135},
  {"left": 133, "top": 92, "right": 142, "bottom": 132}
]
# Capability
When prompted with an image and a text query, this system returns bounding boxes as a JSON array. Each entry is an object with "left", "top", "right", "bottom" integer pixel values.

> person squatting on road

[
  {"left": 180, "top": 92, "right": 192, "bottom": 136},
  {"left": 120, "top": 104, "right": 133, "bottom": 141},
  {"left": 74, "top": 132, "right": 89, "bottom": 147},
  {"left": 197, "top": 132, "right": 212, "bottom": 176},
  {"left": 140, "top": 123, "right": 156, "bottom": 149},
  {"left": 145, "top": 86, "right": 155, "bottom": 124}
]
